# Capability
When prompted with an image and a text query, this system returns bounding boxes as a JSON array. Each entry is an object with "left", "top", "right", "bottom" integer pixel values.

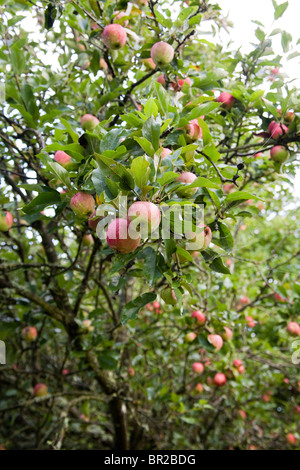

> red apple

[
  {"left": 286, "top": 433, "right": 297, "bottom": 446},
  {"left": 102, "top": 24, "right": 127, "bottom": 49},
  {"left": 127, "top": 367, "right": 135, "bottom": 377},
  {"left": 175, "top": 171, "right": 197, "bottom": 198},
  {"left": 80, "top": 114, "right": 100, "bottom": 131},
  {"left": 128, "top": 201, "right": 161, "bottom": 234},
  {"left": 161, "top": 148, "right": 172, "bottom": 159},
  {"left": 287, "top": 322, "right": 300, "bottom": 337},
  {"left": 106, "top": 218, "right": 141, "bottom": 254},
  {"left": 217, "top": 92, "right": 235, "bottom": 110},
  {"left": 194, "top": 383, "right": 204, "bottom": 393},
  {"left": 207, "top": 334, "right": 223, "bottom": 352},
  {"left": 70, "top": 192, "right": 95, "bottom": 218},
  {"left": 191, "top": 310, "right": 206, "bottom": 325},
  {"left": 185, "top": 332, "right": 197, "bottom": 343},
  {"left": 156, "top": 74, "right": 166, "bottom": 86},
  {"left": 21, "top": 326, "right": 37, "bottom": 343},
  {"left": 214, "top": 372, "right": 227, "bottom": 386},
  {"left": 88, "top": 210, "right": 101, "bottom": 231},
  {"left": 268, "top": 121, "right": 288, "bottom": 139},
  {"left": 0, "top": 211, "right": 13, "bottom": 232},
  {"left": 82, "top": 234, "right": 94, "bottom": 247},
  {"left": 222, "top": 327, "right": 233, "bottom": 341},
  {"left": 143, "top": 58, "right": 156, "bottom": 70},
  {"left": 151, "top": 41, "right": 174, "bottom": 66},
  {"left": 270, "top": 145, "right": 289, "bottom": 163},
  {"left": 54, "top": 151, "right": 72, "bottom": 168},
  {"left": 192, "top": 362, "right": 204, "bottom": 374},
  {"left": 34, "top": 383, "right": 48, "bottom": 397}
]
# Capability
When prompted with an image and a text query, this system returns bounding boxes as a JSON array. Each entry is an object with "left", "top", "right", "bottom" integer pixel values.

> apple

[
  {"left": 185, "top": 224, "right": 212, "bottom": 252},
  {"left": 88, "top": 210, "right": 101, "bottom": 231},
  {"left": 185, "top": 332, "right": 197, "bottom": 343},
  {"left": 254, "top": 152, "right": 263, "bottom": 158},
  {"left": 246, "top": 316, "right": 256, "bottom": 328},
  {"left": 217, "top": 92, "right": 235, "bottom": 110},
  {"left": 0, "top": 211, "right": 13, "bottom": 232},
  {"left": 233, "top": 359, "right": 243, "bottom": 368},
  {"left": 274, "top": 292, "right": 287, "bottom": 302},
  {"left": 192, "top": 362, "right": 204, "bottom": 374},
  {"left": 222, "top": 327, "right": 233, "bottom": 341},
  {"left": 208, "top": 334, "right": 223, "bottom": 352},
  {"left": 99, "top": 58, "right": 108, "bottom": 71},
  {"left": 224, "top": 183, "right": 235, "bottom": 194},
  {"left": 127, "top": 367, "right": 135, "bottom": 377},
  {"left": 82, "top": 319, "right": 94, "bottom": 332},
  {"left": 268, "top": 121, "right": 288, "bottom": 139},
  {"left": 284, "top": 111, "right": 295, "bottom": 123},
  {"left": 34, "top": 383, "right": 48, "bottom": 397},
  {"left": 151, "top": 41, "right": 174, "bottom": 66},
  {"left": 240, "top": 296, "right": 250, "bottom": 304},
  {"left": 184, "top": 118, "right": 202, "bottom": 142},
  {"left": 62, "top": 369, "right": 70, "bottom": 375},
  {"left": 287, "top": 322, "right": 300, "bottom": 337},
  {"left": 106, "top": 218, "right": 141, "bottom": 254},
  {"left": 80, "top": 114, "right": 100, "bottom": 131},
  {"left": 171, "top": 76, "right": 191, "bottom": 91},
  {"left": 214, "top": 372, "right": 227, "bottom": 386},
  {"left": 270, "top": 145, "right": 289, "bottom": 163},
  {"left": 21, "top": 326, "right": 37, "bottom": 343},
  {"left": 191, "top": 310, "right": 206, "bottom": 325},
  {"left": 238, "top": 409, "right": 247, "bottom": 419},
  {"left": 143, "top": 58, "right": 156, "bottom": 70},
  {"left": 82, "top": 234, "right": 94, "bottom": 247},
  {"left": 156, "top": 74, "right": 166, "bottom": 86},
  {"left": 161, "top": 287, "right": 177, "bottom": 306},
  {"left": 194, "top": 383, "right": 204, "bottom": 393},
  {"left": 286, "top": 433, "right": 297, "bottom": 446},
  {"left": 161, "top": 147, "right": 172, "bottom": 159},
  {"left": 271, "top": 67, "right": 279, "bottom": 75},
  {"left": 237, "top": 364, "right": 245, "bottom": 374},
  {"left": 128, "top": 201, "right": 161, "bottom": 234},
  {"left": 175, "top": 171, "right": 197, "bottom": 198},
  {"left": 70, "top": 192, "right": 95, "bottom": 218},
  {"left": 102, "top": 24, "right": 127, "bottom": 49},
  {"left": 113, "top": 11, "right": 129, "bottom": 27},
  {"left": 54, "top": 150, "right": 72, "bottom": 168}
]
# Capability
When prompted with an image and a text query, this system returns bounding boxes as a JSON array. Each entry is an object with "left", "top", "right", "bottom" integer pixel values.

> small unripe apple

[
  {"left": 80, "top": 114, "right": 100, "bottom": 131},
  {"left": 54, "top": 151, "right": 72, "bottom": 168},
  {"left": 151, "top": 41, "right": 174, "bottom": 67},
  {"left": 271, "top": 67, "right": 279, "bottom": 75},
  {"left": 70, "top": 192, "right": 95, "bottom": 218},
  {"left": 175, "top": 171, "right": 197, "bottom": 198},
  {"left": 88, "top": 210, "right": 101, "bottom": 231},
  {"left": 194, "top": 383, "right": 204, "bottom": 393},
  {"left": 217, "top": 92, "right": 235, "bottom": 110},
  {"left": 284, "top": 111, "right": 295, "bottom": 123},
  {"left": 82, "top": 234, "right": 94, "bottom": 247},
  {"left": 270, "top": 145, "right": 289, "bottom": 163},
  {"left": 222, "top": 327, "right": 233, "bottom": 341},
  {"left": 153, "top": 301, "right": 160, "bottom": 310},
  {"left": 287, "top": 322, "right": 300, "bottom": 337},
  {"left": 156, "top": 74, "right": 166, "bottom": 86},
  {"left": 286, "top": 433, "right": 297, "bottom": 445},
  {"left": 106, "top": 218, "right": 141, "bottom": 254},
  {"left": 0, "top": 211, "right": 13, "bottom": 232},
  {"left": 102, "top": 24, "right": 127, "bottom": 49},
  {"left": 143, "top": 58, "right": 156, "bottom": 70},
  {"left": 161, "top": 148, "right": 172, "bottom": 159},
  {"left": 214, "top": 372, "right": 227, "bottom": 386},
  {"left": 207, "top": 334, "right": 223, "bottom": 352},
  {"left": 192, "top": 362, "right": 204, "bottom": 374},
  {"left": 99, "top": 58, "right": 108, "bottom": 71},
  {"left": 191, "top": 310, "right": 206, "bottom": 325},
  {"left": 268, "top": 121, "right": 288, "bottom": 139},
  {"left": 128, "top": 201, "right": 161, "bottom": 234},
  {"left": 34, "top": 383, "right": 48, "bottom": 397},
  {"left": 127, "top": 367, "right": 135, "bottom": 377},
  {"left": 161, "top": 287, "right": 177, "bottom": 306},
  {"left": 21, "top": 326, "right": 37, "bottom": 343},
  {"left": 185, "top": 332, "right": 197, "bottom": 343}
]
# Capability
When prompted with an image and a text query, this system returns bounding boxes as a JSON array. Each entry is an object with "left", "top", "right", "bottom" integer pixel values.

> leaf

[
  {"left": 274, "top": 1, "right": 288, "bottom": 19},
  {"left": 142, "top": 117, "right": 160, "bottom": 151},
  {"left": 47, "top": 162, "right": 71, "bottom": 190},
  {"left": 100, "top": 128, "right": 124, "bottom": 152},
  {"left": 139, "top": 246, "right": 158, "bottom": 287},
  {"left": 189, "top": 177, "right": 220, "bottom": 190},
  {"left": 134, "top": 137, "right": 155, "bottom": 157},
  {"left": 176, "top": 246, "right": 194, "bottom": 262},
  {"left": 131, "top": 156, "right": 150, "bottom": 190},
  {"left": 121, "top": 292, "right": 157, "bottom": 324},
  {"left": 157, "top": 172, "right": 179, "bottom": 187},
  {"left": 154, "top": 82, "right": 170, "bottom": 116},
  {"left": 281, "top": 30, "right": 292, "bottom": 53},
  {"left": 144, "top": 98, "right": 158, "bottom": 118},
  {"left": 92, "top": 168, "right": 119, "bottom": 200},
  {"left": 95, "top": 154, "right": 135, "bottom": 191},
  {"left": 163, "top": 237, "right": 177, "bottom": 261},
  {"left": 60, "top": 118, "right": 78, "bottom": 143},
  {"left": 10, "top": 44, "right": 25, "bottom": 75},
  {"left": 216, "top": 222, "right": 233, "bottom": 253},
  {"left": 249, "top": 90, "right": 264, "bottom": 102},
  {"left": 224, "top": 191, "right": 258, "bottom": 203},
  {"left": 22, "top": 189, "right": 61, "bottom": 214},
  {"left": 201, "top": 249, "right": 231, "bottom": 274},
  {"left": 44, "top": 4, "right": 57, "bottom": 30},
  {"left": 21, "top": 84, "right": 38, "bottom": 120}
]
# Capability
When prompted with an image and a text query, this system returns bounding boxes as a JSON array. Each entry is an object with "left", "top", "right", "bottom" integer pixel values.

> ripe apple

[
  {"left": 62, "top": 369, "right": 70, "bottom": 375},
  {"left": 54, "top": 151, "right": 72, "bottom": 168},
  {"left": 240, "top": 296, "right": 250, "bottom": 304},
  {"left": 88, "top": 210, "right": 101, "bottom": 231},
  {"left": 128, "top": 201, "right": 161, "bottom": 234},
  {"left": 151, "top": 41, "right": 174, "bottom": 66},
  {"left": 80, "top": 114, "right": 100, "bottom": 131},
  {"left": 184, "top": 118, "right": 202, "bottom": 142},
  {"left": 102, "top": 24, "right": 127, "bottom": 49},
  {"left": 217, "top": 92, "right": 235, "bottom": 110},
  {"left": 185, "top": 332, "right": 197, "bottom": 343},
  {"left": 287, "top": 322, "right": 300, "bottom": 337},
  {"left": 161, "top": 147, "right": 172, "bottom": 159},
  {"left": 0, "top": 211, "right": 13, "bottom": 232},
  {"left": 191, "top": 310, "right": 206, "bottom": 325},
  {"left": 34, "top": 383, "right": 48, "bottom": 397},
  {"left": 82, "top": 234, "right": 94, "bottom": 247},
  {"left": 70, "top": 192, "right": 95, "bottom": 218},
  {"left": 286, "top": 433, "right": 297, "bottom": 446},
  {"left": 208, "top": 334, "right": 223, "bottom": 352},
  {"left": 268, "top": 121, "right": 288, "bottom": 139},
  {"left": 238, "top": 409, "right": 247, "bottom": 419},
  {"left": 175, "top": 171, "right": 197, "bottom": 198},
  {"left": 214, "top": 372, "right": 227, "bottom": 386},
  {"left": 270, "top": 145, "right": 289, "bottom": 163},
  {"left": 254, "top": 152, "right": 263, "bottom": 158},
  {"left": 21, "top": 326, "right": 37, "bottom": 343},
  {"left": 106, "top": 218, "right": 141, "bottom": 254},
  {"left": 233, "top": 359, "right": 243, "bottom": 368},
  {"left": 246, "top": 316, "right": 256, "bottom": 328},
  {"left": 192, "top": 362, "right": 204, "bottom": 374},
  {"left": 222, "top": 327, "right": 233, "bottom": 341}
]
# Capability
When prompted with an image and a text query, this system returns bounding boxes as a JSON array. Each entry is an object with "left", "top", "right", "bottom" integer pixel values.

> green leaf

[
  {"left": 281, "top": 30, "right": 292, "bottom": 52},
  {"left": 189, "top": 177, "right": 220, "bottom": 190},
  {"left": 201, "top": 249, "right": 230, "bottom": 274},
  {"left": 176, "top": 246, "right": 194, "bottom": 263},
  {"left": 131, "top": 156, "right": 150, "bottom": 190},
  {"left": 10, "top": 44, "right": 25, "bottom": 75},
  {"left": 47, "top": 162, "right": 71, "bottom": 190},
  {"left": 224, "top": 191, "right": 258, "bottom": 203},
  {"left": 157, "top": 172, "right": 179, "bottom": 187},
  {"left": 95, "top": 154, "right": 135, "bottom": 191},
  {"left": 100, "top": 129, "right": 124, "bottom": 152},
  {"left": 163, "top": 237, "right": 177, "bottom": 261},
  {"left": 44, "top": 4, "right": 57, "bottom": 30},
  {"left": 60, "top": 118, "right": 78, "bottom": 143},
  {"left": 134, "top": 137, "right": 155, "bottom": 157},
  {"left": 154, "top": 82, "right": 170, "bottom": 116},
  {"left": 142, "top": 117, "right": 161, "bottom": 151},
  {"left": 249, "top": 90, "right": 264, "bottom": 102},
  {"left": 139, "top": 246, "right": 159, "bottom": 287},
  {"left": 216, "top": 222, "right": 233, "bottom": 253},
  {"left": 121, "top": 292, "right": 157, "bottom": 324},
  {"left": 144, "top": 98, "right": 158, "bottom": 118},
  {"left": 21, "top": 84, "right": 38, "bottom": 120},
  {"left": 22, "top": 189, "right": 61, "bottom": 214},
  {"left": 274, "top": 1, "right": 288, "bottom": 19}
]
